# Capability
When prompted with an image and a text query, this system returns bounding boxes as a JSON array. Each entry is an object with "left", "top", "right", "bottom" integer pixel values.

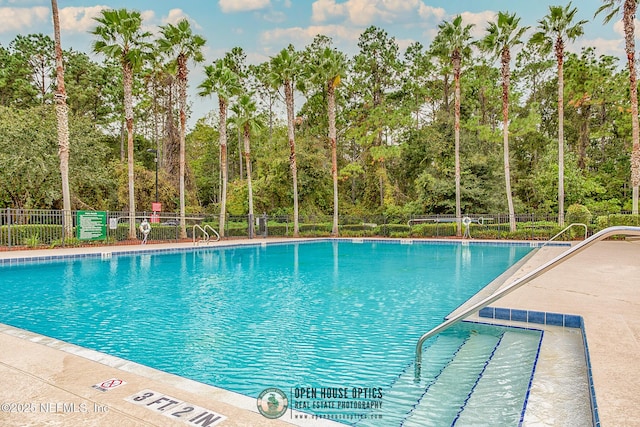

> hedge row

[{"left": 3, "top": 216, "right": 640, "bottom": 247}]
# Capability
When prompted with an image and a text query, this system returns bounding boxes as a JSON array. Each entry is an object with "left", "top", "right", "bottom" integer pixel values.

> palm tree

[
  {"left": 430, "top": 16, "right": 474, "bottom": 237},
  {"left": 597, "top": 0, "right": 640, "bottom": 214},
  {"left": 232, "top": 93, "right": 260, "bottom": 238},
  {"left": 91, "top": 9, "right": 151, "bottom": 239},
  {"left": 269, "top": 45, "right": 303, "bottom": 237},
  {"left": 158, "top": 19, "right": 206, "bottom": 238},
  {"left": 51, "top": 0, "right": 72, "bottom": 239},
  {"left": 198, "top": 59, "right": 242, "bottom": 238},
  {"left": 480, "top": 11, "right": 529, "bottom": 232},
  {"left": 532, "top": 3, "right": 587, "bottom": 227},
  {"left": 307, "top": 46, "right": 347, "bottom": 236}
]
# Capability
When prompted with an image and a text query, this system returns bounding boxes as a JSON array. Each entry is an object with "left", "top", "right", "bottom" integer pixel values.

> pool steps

[
  {"left": 403, "top": 332, "right": 503, "bottom": 427},
  {"left": 453, "top": 330, "right": 542, "bottom": 425},
  {"left": 356, "top": 325, "right": 542, "bottom": 427}
]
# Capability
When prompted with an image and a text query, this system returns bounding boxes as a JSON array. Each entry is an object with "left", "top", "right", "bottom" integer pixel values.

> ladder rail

[
  {"left": 203, "top": 224, "right": 220, "bottom": 242},
  {"left": 415, "top": 225, "right": 640, "bottom": 379},
  {"left": 541, "top": 223, "right": 588, "bottom": 247},
  {"left": 192, "top": 224, "right": 209, "bottom": 246}
]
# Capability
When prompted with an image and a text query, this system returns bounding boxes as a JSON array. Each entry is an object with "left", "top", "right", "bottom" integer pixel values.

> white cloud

[
  {"left": 163, "top": 9, "right": 189, "bottom": 25},
  {"left": 575, "top": 37, "right": 624, "bottom": 59},
  {"left": 344, "top": 0, "right": 390, "bottom": 26},
  {"left": 59, "top": 6, "right": 108, "bottom": 33},
  {"left": 312, "top": 0, "right": 442, "bottom": 26},
  {"left": 219, "top": 0, "right": 271, "bottom": 13},
  {"left": 460, "top": 10, "right": 497, "bottom": 38},
  {"left": 311, "top": 0, "right": 346, "bottom": 23},
  {"left": 418, "top": 4, "right": 445, "bottom": 21},
  {"left": 383, "top": 0, "right": 421, "bottom": 13},
  {"left": 0, "top": 6, "right": 48, "bottom": 33},
  {"left": 260, "top": 24, "right": 362, "bottom": 48}
]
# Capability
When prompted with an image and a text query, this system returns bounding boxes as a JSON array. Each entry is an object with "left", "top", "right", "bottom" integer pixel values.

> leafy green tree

[
  {"left": 305, "top": 38, "right": 347, "bottom": 235},
  {"left": 597, "top": 0, "right": 640, "bottom": 214},
  {"left": 403, "top": 42, "right": 433, "bottom": 129},
  {"left": 198, "top": 59, "right": 242, "bottom": 236},
  {"left": 0, "top": 106, "right": 113, "bottom": 209},
  {"left": 187, "top": 117, "right": 218, "bottom": 208},
  {"left": 269, "top": 45, "right": 304, "bottom": 236},
  {"left": 349, "top": 27, "right": 404, "bottom": 209},
  {"left": 158, "top": 19, "right": 206, "bottom": 238},
  {"left": 223, "top": 47, "right": 248, "bottom": 178},
  {"left": 232, "top": 93, "right": 260, "bottom": 236},
  {"left": 480, "top": 11, "right": 529, "bottom": 231},
  {"left": 91, "top": 8, "right": 152, "bottom": 239},
  {"left": 532, "top": 2, "right": 587, "bottom": 226},
  {"left": 63, "top": 51, "right": 119, "bottom": 123},
  {"left": 431, "top": 15, "right": 474, "bottom": 236},
  {"left": 10, "top": 34, "right": 55, "bottom": 104}
]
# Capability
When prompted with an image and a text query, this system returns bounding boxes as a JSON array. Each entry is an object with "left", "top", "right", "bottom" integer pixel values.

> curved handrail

[
  {"left": 203, "top": 224, "right": 220, "bottom": 242},
  {"left": 415, "top": 225, "right": 640, "bottom": 379},
  {"left": 193, "top": 224, "right": 209, "bottom": 246},
  {"left": 541, "top": 223, "right": 588, "bottom": 247}
]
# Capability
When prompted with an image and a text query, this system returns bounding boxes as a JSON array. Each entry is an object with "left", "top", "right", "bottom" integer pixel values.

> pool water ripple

[{"left": 0, "top": 241, "right": 532, "bottom": 424}]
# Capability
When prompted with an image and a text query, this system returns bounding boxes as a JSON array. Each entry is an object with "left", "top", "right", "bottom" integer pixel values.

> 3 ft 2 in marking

[{"left": 125, "top": 389, "right": 226, "bottom": 426}]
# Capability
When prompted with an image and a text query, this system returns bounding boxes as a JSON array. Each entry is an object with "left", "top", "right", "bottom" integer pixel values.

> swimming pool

[{"left": 0, "top": 240, "right": 533, "bottom": 424}]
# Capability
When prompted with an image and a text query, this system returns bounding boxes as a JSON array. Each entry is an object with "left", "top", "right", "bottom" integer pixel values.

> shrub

[
  {"left": 595, "top": 214, "right": 640, "bottom": 230},
  {"left": 374, "top": 224, "right": 410, "bottom": 237},
  {"left": 409, "top": 222, "right": 456, "bottom": 238},
  {"left": 565, "top": 204, "right": 592, "bottom": 226}
]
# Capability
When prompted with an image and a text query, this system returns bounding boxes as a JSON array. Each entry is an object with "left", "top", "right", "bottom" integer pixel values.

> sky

[{"left": 0, "top": 0, "right": 635, "bottom": 127}]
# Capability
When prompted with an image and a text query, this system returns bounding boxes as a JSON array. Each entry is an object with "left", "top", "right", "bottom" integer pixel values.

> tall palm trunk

[
  {"left": 284, "top": 80, "right": 299, "bottom": 237},
  {"left": 624, "top": 0, "right": 640, "bottom": 214},
  {"left": 453, "top": 51, "right": 462, "bottom": 237},
  {"left": 501, "top": 49, "right": 517, "bottom": 232},
  {"left": 218, "top": 97, "right": 228, "bottom": 237},
  {"left": 556, "top": 36, "right": 565, "bottom": 226},
  {"left": 328, "top": 80, "right": 339, "bottom": 236},
  {"left": 243, "top": 123, "right": 254, "bottom": 238},
  {"left": 51, "top": 0, "right": 72, "bottom": 238},
  {"left": 177, "top": 55, "right": 188, "bottom": 238},
  {"left": 123, "top": 63, "right": 136, "bottom": 239}
]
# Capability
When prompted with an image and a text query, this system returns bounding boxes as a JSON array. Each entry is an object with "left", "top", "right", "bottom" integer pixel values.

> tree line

[{"left": 0, "top": 1, "right": 638, "bottom": 238}]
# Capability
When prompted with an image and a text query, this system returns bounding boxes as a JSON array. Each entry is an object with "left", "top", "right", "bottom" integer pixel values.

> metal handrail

[
  {"left": 415, "top": 226, "right": 640, "bottom": 379},
  {"left": 193, "top": 224, "right": 209, "bottom": 246},
  {"left": 541, "top": 223, "right": 588, "bottom": 247},
  {"left": 204, "top": 224, "right": 220, "bottom": 242}
]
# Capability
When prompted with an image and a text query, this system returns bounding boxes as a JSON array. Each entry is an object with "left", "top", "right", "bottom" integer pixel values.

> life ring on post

[
  {"left": 139, "top": 219, "right": 151, "bottom": 244},
  {"left": 462, "top": 216, "right": 472, "bottom": 239}
]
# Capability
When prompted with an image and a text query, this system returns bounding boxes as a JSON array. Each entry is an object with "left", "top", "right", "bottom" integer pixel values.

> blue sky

[{"left": 0, "top": 0, "right": 634, "bottom": 126}]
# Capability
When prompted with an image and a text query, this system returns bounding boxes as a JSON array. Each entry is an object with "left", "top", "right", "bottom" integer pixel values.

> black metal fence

[{"left": 1, "top": 208, "right": 639, "bottom": 250}]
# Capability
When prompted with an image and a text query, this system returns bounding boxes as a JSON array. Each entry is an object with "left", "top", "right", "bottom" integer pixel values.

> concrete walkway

[{"left": 0, "top": 238, "right": 638, "bottom": 426}]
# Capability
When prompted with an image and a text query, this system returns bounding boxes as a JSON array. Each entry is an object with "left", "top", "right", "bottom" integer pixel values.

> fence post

[
  {"left": 7, "top": 208, "right": 11, "bottom": 249},
  {"left": 61, "top": 209, "right": 65, "bottom": 248}
]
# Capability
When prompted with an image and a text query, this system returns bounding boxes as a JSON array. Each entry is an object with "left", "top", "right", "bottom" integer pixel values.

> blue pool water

[{"left": 0, "top": 240, "right": 532, "bottom": 422}]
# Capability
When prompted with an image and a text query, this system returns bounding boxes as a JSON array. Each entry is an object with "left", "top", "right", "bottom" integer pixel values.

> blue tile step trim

[
  {"left": 478, "top": 306, "right": 598, "bottom": 427},
  {"left": 478, "top": 307, "right": 581, "bottom": 328}
]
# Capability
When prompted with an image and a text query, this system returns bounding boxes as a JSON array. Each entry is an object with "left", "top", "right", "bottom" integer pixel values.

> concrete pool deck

[{"left": 0, "top": 237, "right": 638, "bottom": 426}]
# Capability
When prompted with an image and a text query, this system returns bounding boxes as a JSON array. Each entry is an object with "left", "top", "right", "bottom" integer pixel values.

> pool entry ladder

[{"left": 193, "top": 224, "right": 220, "bottom": 245}]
